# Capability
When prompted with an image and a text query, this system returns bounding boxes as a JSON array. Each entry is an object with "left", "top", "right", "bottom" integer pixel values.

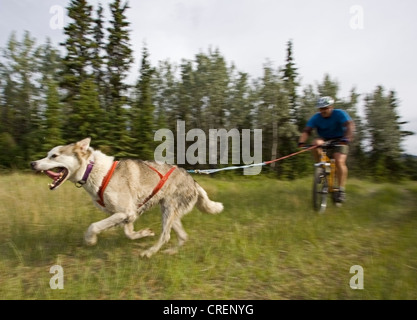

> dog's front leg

[
  {"left": 84, "top": 212, "right": 129, "bottom": 245},
  {"left": 163, "top": 218, "right": 188, "bottom": 255},
  {"left": 123, "top": 222, "right": 155, "bottom": 240},
  {"left": 140, "top": 207, "right": 176, "bottom": 258}
]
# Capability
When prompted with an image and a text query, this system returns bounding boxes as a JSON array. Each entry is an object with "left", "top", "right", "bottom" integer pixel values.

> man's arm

[
  {"left": 343, "top": 120, "right": 355, "bottom": 142},
  {"left": 298, "top": 127, "right": 313, "bottom": 146}
]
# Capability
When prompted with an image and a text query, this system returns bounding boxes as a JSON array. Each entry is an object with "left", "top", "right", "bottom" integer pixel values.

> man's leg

[
  {"left": 312, "top": 138, "right": 325, "bottom": 162},
  {"left": 334, "top": 152, "right": 348, "bottom": 189},
  {"left": 334, "top": 152, "right": 348, "bottom": 202}
]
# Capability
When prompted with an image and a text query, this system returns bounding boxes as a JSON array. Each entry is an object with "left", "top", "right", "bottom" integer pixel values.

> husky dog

[{"left": 31, "top": 137, "right": 223, "bottom": 257}]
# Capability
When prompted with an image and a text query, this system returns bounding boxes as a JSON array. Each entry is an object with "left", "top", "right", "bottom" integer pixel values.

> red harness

[
  {"left": 96, "top": 161, "right": 176, "bottom": 208},
  {"left": 96, "top": 161, "right": 119, "bottom": 207},
  {"left": 138, "top": 165, "right": 176, "bottom": 208}
]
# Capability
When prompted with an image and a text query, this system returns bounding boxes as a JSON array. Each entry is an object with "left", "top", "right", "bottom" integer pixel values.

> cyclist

[{"left": 298, "top": 96, "right": 355, "bottom": 203}]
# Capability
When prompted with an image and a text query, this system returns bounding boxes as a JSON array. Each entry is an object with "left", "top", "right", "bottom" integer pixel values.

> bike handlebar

[{"left": 302, "top": 139, "right": 348, "bottom": 149}]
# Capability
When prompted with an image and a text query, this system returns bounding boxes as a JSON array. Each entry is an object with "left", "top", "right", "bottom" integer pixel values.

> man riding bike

[{"left": 298, "top": 96, "right": 355, "bottom": 203}]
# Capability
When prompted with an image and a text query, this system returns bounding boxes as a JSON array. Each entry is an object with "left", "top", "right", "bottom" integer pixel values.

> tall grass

[{"left": 0, "top": 173, "right": 416, "bottom": 299}]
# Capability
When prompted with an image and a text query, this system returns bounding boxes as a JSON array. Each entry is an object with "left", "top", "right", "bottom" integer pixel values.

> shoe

[{"left": 336, "top": 190, "right": 346, "bottom": 203}]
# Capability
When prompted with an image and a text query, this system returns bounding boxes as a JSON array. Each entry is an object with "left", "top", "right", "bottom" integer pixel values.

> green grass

[{"left": 0, "top": 173, "right": 416, "bottom": 299}]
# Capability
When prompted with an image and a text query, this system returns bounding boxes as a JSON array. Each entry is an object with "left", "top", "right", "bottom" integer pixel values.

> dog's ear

[{"left": 77, "top": 137, "right": 91, "bottom": 152}]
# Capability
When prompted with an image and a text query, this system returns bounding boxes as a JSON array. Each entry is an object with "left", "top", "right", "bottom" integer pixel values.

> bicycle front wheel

[{"left": 313, "top": 167, "right": 328, "bottom": 213}]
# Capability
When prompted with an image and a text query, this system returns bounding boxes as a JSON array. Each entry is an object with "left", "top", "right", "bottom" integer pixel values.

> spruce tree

[
  {"left": 132, "top": 45, "right": 155, "bottom": 159},
  {"left": 298, "top": 85, "right": 318, "bottom": 132},
  {"left": 338, "top": 89, "right": 365, "bottom": 176},
  {"left": 257, "top": 62, "right": 277, "bottom": 169},
  {"left": 92, "top": 3, "right": 107, "bottom": 112},
  {"left": 228, "top": 69, "right": 252, "bottom": 130},
  {"left": 317, "top": 74, "right": 339, "bottom": 99},
  {"left": 43, "top": 78, "right": 64, "bottom": 151},
  {"left": 0, "top": 34, "right": 19, "bottom": 167},
  {"left": 0, "top": 34, "right": 18, "bottom": 138},
  {"left": 39, "top": 38, "right": 65, "bottom": 152},
  {"left": 193, "top": 52, "right": 211, "bottom": 131},
  {"left": 0, "top": 31, "right": 42, "bottom": 166},
  {"left": 73, "top": 78, "right": 105, "bottom": 141},
  {"left": 281, "top": 40, "right": 299, "bottom": 127},
  {"left": 206, "top": 48, "right": 229, "bottom": 129},
  {"left": 60, "top": 0, "right": 95, "bottom": 109},
  {"left": 256, "top": 62, "right": 297, "bottom": 177},
  {"left": 106, "top": 0, "right": 135, "bottom": 156},
  {"left": 177, "top": 60, "right": 195, "bottom": 126},
  {"left": 365, "top": 86, "right": 407, "bottom": 179},
  {"left": 153, "top": 60, "right": 178, "bottom": 130}
]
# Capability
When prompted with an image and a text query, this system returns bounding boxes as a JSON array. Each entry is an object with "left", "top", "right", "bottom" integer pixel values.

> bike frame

[{"left": 312, "top": 142, "right": 340, "bottom": 213}]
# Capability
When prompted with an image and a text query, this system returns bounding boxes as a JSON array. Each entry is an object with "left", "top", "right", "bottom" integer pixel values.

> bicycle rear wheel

[{"left": 313, "top": 166, "right": 328, "bottom": 213}]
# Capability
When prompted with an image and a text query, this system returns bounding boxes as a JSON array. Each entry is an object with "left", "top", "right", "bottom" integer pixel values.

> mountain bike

[{"left": 311, "top": 140, "right": 344, "bottom": 213}]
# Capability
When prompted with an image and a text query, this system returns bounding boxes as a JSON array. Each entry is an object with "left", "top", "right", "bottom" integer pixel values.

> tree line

[{"left": 0, "top": 0, "right": 416, "bottom": 180}]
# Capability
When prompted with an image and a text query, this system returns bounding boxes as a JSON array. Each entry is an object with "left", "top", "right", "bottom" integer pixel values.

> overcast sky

[{"left": 1, "top": 0, "right": 416, "bottom": 155}]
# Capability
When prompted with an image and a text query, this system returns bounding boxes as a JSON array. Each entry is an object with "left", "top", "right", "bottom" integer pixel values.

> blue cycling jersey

[{"left": 306, "top": 109, "right": 352, "bottom": 139}]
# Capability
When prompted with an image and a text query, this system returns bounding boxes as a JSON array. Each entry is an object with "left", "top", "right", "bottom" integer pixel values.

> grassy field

[{"left": 0, "top": 172, "right": 416, "bottom": 300}]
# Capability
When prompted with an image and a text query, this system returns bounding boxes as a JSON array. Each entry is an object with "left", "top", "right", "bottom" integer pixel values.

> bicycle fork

[{"left": 315, "top": 162, "right": 330, "bottom": 193}]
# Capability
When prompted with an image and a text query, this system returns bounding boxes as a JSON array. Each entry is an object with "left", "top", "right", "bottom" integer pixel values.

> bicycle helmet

[{"left": 316, "top": 96, "right": 334, "bottom": 108}]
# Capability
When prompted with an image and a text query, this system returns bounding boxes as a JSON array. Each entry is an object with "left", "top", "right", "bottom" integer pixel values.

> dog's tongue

[{"left": 45, "top": 170, "right": 60, "bottom": 180}]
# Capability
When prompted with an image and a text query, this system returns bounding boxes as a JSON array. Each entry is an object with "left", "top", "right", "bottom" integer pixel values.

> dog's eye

[{"left": 51, "top": 154, "right": 58, "bottom": 159}]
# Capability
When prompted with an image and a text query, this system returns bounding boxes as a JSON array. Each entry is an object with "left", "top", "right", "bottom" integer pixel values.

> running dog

[{"left": 31, "top": 137, "right": 223, "bottom": 257}]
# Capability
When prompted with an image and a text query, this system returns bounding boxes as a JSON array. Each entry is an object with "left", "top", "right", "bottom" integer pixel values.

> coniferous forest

[{"left": 0, "top": 0, "right": 416, "bottom": 180}]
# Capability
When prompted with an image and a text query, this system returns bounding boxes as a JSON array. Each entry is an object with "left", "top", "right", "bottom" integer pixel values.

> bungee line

[{"left": 187, "top": 145, "right": 318, "bottom": 174}]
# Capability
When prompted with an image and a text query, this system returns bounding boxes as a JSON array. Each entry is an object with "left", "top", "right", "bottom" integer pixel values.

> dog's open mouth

[{"left": 42, "top": 168, "right": 69, "bottom": 190}]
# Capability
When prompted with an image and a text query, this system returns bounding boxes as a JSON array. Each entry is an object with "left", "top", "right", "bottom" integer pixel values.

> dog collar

[{"left": 75, "top": 160, "right": 95, "bottom": 188}]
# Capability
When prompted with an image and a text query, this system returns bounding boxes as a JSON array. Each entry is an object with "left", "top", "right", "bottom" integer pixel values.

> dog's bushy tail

[{"left": 196, "top": 184, "right": 224, "bottom": 214}]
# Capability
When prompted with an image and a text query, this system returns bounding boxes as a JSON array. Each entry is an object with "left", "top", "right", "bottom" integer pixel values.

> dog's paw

[
  {"left": 84, "top": 225, "right": 98, "bottom": 246},
  {"left": 140, "top": 249, "right": 155, "bottom": 258},
  {"left": 126, "top": 228, "right": 155, "bottom": 240},
  {"left": 163, "top": 247, "right": 179, "bottom": 255},
  {"left": 84, "top": 233, "right": 97, "bottom": 246},
  {"left": 142, "top": 228, "right": 155, "bottom": 237}
]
